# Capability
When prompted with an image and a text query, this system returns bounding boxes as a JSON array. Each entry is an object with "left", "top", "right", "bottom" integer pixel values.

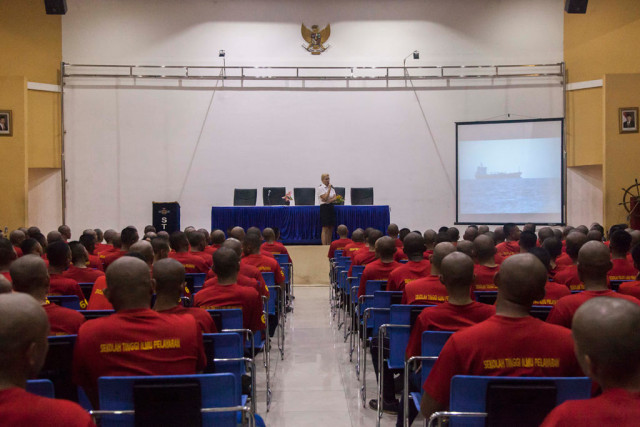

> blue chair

[
  {"left": 334, "top": 249, "right": 344, "bottom": 258},
  {"left": 268, "top": 286, "right": 285, "bottom": 360},
  {"left": 185, "top": 273, "right": 206, "bottom": 294},
  {"left": 405, "top": 331, "right": 454, "bottom": 425},
  {"left": 79, "top": 310, "right": 114, "bottom": 320},
  {"left": 473, "top": 291, "right": 497, "bottom": 305},
  {"left": 39, "top": 335, "right": 77, "bottom": 402},
  {"left": 47, "top": 295, "right": 81, "bottom": 310},
  {"left": 26, "top": 379, "right": 55, "bottom": 398},
  {"left": 428, "top": 376, "right": 592, "bottom": 427},
  {"left": 78, "top": 283, "right": 94, "bottom": 300},
  {"left": 261, "top": 272, "right": 275, "bottom": 287},
  {"left": 530, "top": 305, "right": 554, "bottom": 321},
  {"left": 92, "top": 374, "right": 252, "bottom": 427}
]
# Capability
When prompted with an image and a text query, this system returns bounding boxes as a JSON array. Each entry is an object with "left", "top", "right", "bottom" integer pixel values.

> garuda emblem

[{"left": 301, "top": 23, "right": 330, "bottom": 55}]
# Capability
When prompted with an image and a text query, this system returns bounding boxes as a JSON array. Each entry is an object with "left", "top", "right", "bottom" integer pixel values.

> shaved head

[
  {"left": 587, "top": 229, "right": 603, "bottom": 242},
  {"left": 495, "top": 253, "right": 547, "bottom": 305},
  {"left": 402, "top": 233, "right": 426, "bottom": 258},
  {"left": 9, "top": 229, "right": 25, "bottom": 246},
  {"left": 46, "top": 230, "right": 62, "bottom": 244},
  {"left": 387, "top": 223, "right": 399, "bottom": 238},
  {"left": 351, "top": 229, "right": 365, "bottom": 243},
  {"left": 10, "top": 255, "right": 49, "bottom": 297},
  {"left": 463, "top": 227, "right": 478, "bottom": 242},
  {"left": 478, "top": 225, "right": 489, "bottom": 234},
  {"left": 211, "top": 229, "right": 226, "bottom": 245},
  {"left": 375, "top": 236, "right": 397, "bottom": 259},
  {"left": 229, "top": 227, "right": 245, "bottom": 242},
  {"left": 0, "top": 275, "right": 12, "bottom": 294},
  {"left": 337, "top": 225, "right": 348, "bottom": 238},
  {"left": 152, "top": 258, "right": 185, "bottom": 296},
  {"left": 105, "top": 257, "right": 153, "bottom": 310},
  {"left": 213, "top": 247, "right": 240, "bottom": 280},
  {"left": 423, "top": 229, "right": 437, "bottom": 249},
  {"left": 538, "top": 227, "right": 554, "bottom": 243},
  {"left": 566, "top": 231, "right": 588, "bottom": 260},
  {"left": 577, "top": 241, "right": 613, "bottom": 285},
  {"left": 473, "top": 234, "right": 496, "bottom": 261},
  {"left": 222, "top": 238, "right": 243, "bottom": 257},
  {"left": 263, "top": 228, "right": 275, "bottom": 242},
  {"left": 440, "top": 252, "right": 474, "bottom": 291},
  {"left": 456, "top": 240, "right": 474, "bottom": 258},
  {"left": 129, "top": 240, "right": 154, "bottom": 265},
  {"left": 0, "top": 293, "right": 50, "bottom": 381},
  {"left": 573, "top": 297, "right": 640, "bottom": 387},
  {"left": 431, "top": 242, "right": 456, "bottom": 270},
  {"left": 243, "top": 232, "right": 262, "bottom": 255}
]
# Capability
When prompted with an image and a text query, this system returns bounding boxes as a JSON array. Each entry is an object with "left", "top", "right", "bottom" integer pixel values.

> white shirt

[{"left": 316, "top": 184, "right": 336, "bottom": 205}]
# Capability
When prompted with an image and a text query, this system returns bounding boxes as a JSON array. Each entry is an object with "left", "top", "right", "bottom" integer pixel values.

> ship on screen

[{"left": 475, "top": 164, "right": 522, "bottom": 179}]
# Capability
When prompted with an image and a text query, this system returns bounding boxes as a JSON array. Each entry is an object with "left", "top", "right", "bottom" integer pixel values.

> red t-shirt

[
  {"left": 394, "top": 249, "right": 408, "bottom": 262},
  {"left": 103, "top": 249, "right": 126, "bottom": 268},
  {"left": 157, "top": 305, "right": 217, "bottom": 333},
  {"left": 394, "top": 238, "right": 403, "bottom": 248},
  {"left": 495, "top": 241, "right": 520, "bottom": 258},
  {"left": 424, "top": 249, "right": 434, "bottom": 259},
  {"left": 87, "top": 276, "right": 113, "bottom": 310},
  {"left": 607, "top": 258, "right": 639, "bottom": 281},
  {"left": 63, "top": 265, "right": 105, "bottom": 284},
  {"left": 43, "top": 301, "right": 86, "bottom": 336},
  {"left": 0, "top": 387, "right": 95, "bottom": 427},
  {"left": 555, "top": 253, "right": 573, "bottom": 268},
  {"left": 618, "top": 280, "right": 640, "bottom": 299},
  {"left": 423, "top": 315, "right": 583, "bottom": 407},
  {"left": 261, "top": 242, "right": 292, "bottom": 263},
  {"left": 357, "top": 259, "right": 401, "bottom": 298},
  {"left": 547, "top": 290, "right": 640, "bottom": 328},
  {"left": 206, "top": 263, "right": 268, "bottom": 291},
  {"left": 95, "top": 243, "right": 113, "bottom": 255},
  {"left": 344, "top": 242, "right": 366, "bottom": 259},
  {"left": 541, "top": 388, "right": 640, "bottom": 427},
  {"left": 193, "top": 283, "right": 266, "bottom": 332},
  {"left": 405, "top": 302, "right": 496, "bottom": 359},
  {"left": 402, "top": 275, "right": 448, "bottom": 305},
  {"left": 73, "top": 308, "right": 205, "bottom": 403},
  {"left": 190, "top": 251, "right": 214, "bottom": 268},
  {"left": 494, "top": 253, "right": 505, "bottom": 265},
  {"left": 13, "top": 245, "right": 23, "bottom": 257},
  {"left": 87, "top": 254, "right": 104, "bottom": 271},
  {"left": 328, "top": 238, "right": 353, "bottom": 258},
  {"left": 349, "top": 249, "right": 377, "bottom": 276},
  {"left": 386, "top": 259, "right": 431, "bottom": 292},
  {"left": 204, "top": 244, "right": 222, "bottom": 255},
  {"left": 241, "top": 254, "right": 284, "bottom": 285},
  {"left": 473, "top": 264, "right": 499, "bottom": 291},
  {"left": 204, "top": 274, "right": 269, "bottom": 299},
  {"left": 49, "top": 273, "right": 88, "bottom": 309},
  {"left": 533, "top": 281, "right": 572, "bottom": 306},
  {"left": 1, "top": 271, "right": 11, "bottom": 282},
  {"left": 553, "top": 265, "right": 584, "bottom": 291},
  {"left": 169, "top": 252, "right": 210, "bottom": 274}
]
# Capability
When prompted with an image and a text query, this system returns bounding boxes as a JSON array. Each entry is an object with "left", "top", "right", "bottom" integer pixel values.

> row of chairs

[
  {"left": 233, "top": 187, "right": 374, "bottom": 206},
  {"left": 328, "top": 250, "right": 594, "bottom": 427}
]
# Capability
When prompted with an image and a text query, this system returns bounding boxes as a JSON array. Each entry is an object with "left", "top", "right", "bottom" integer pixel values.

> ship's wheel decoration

[{"left": 619, "top": 179, "right": 640, "bottom": 218}]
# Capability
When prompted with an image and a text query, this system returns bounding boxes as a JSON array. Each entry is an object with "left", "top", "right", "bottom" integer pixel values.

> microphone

[{"left": 267, "top": 189, "right": 271, "bottom": 205}]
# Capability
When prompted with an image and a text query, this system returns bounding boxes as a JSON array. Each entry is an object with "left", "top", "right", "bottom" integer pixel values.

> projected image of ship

[{"left": 475, "top": 164, "right": 522, "bottom": 179}]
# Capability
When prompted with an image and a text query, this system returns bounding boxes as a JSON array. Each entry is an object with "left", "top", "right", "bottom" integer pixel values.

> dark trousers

[
  {"left": 396, "top": 371, "right": 421, "bottom": 427},
  {"left": 369, "top": 336, "right": 397, "bottom": 403}
]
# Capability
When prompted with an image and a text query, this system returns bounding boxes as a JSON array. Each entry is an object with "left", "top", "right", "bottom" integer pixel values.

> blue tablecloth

[{"left": 211, "top": 205, "right": 391, "bottom": 245}]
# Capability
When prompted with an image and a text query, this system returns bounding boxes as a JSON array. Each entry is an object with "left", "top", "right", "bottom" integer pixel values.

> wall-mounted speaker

[
  {"left": 565, "top": 0, "right": 588, "bottom": 14},
  {"left": 45, "top": 0, "right": 67, "bottom": 15}
]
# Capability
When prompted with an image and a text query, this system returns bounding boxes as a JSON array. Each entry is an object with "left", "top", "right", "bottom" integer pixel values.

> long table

[{"left": 211, "top": 205, "right": 391, "bottom": 244}]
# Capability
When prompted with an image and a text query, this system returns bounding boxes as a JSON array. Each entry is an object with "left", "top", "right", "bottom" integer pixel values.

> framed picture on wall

[
  {"left": 619, "top": 107, "right": 638, "bottom": 134},
  {"left": 0, "top": 110, "right": 11, "bottom": 136}
]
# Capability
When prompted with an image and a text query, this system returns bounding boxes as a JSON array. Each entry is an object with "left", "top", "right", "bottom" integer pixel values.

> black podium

[{"left": 152, "top": 202, "right": 180, "bottom": 234}]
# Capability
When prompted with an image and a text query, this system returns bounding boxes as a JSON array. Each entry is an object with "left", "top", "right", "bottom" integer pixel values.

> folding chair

[
  {"left": 351, "top": 280, "right": 387, "bottom": 354},
  {"left": 79, "top": 283, "right": 94, "bottom": 300},
  {"left": 404, "top": 331, "right": 453, "bottom": 427},
  {"left": 26, "top": 379, "right": 55, "bottom": 398},
  {"left": 91, "top": 374, "right": 256, "bottom": 427},
  {"left": 274, "top": 254, "right": 293, "bottom": 311},
  {"left": 529, "top": 305, "right": 553, "bottom": 321},
  {"left": 428, "top": 376, "right": 592, "bottom": 427},
  {"left": 474, "top": 291, "right": 498, "bottom": 305},
  {"left": 47, "top": 295, "right": 81, "bottom": 310},
  {"left": 38, "top": 335, "right": 77, "bottom": 402},
  {"left": 268, "top": 285, "right": 285, "bottom": 360},
  {"left": 185, "top": 273, "right": 207, "bottom": 294}
]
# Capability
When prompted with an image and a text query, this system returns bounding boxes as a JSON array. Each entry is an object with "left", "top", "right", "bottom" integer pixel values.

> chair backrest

[
  {"left": 387, "top": 305, "right": 431, "bottom": 369},
  {"left": 262, "top": 272, "right": 275, "bottom": 286},
  {"left": 293, "top": 187, "right": 316, "bottom": 205},
  {"left": 38, "top": 335, "right": 77, "bottom": 401},
  {"left": 48, "top": 295, "right": 81, "bottom": 310},
  {"left": 206, "top": 309, "right": 243, "bottom": 332},
  {"left": 26, "top": 379, "right": 55, "bottom": 398},
  {"left": 365, "top": 280, "right": 387, "bottom": 295},
  {"left": 351, "top": 265, "right": 366, "bottom": 277},
  {"left": 334, "top": 186, "right": 346, "bottom": 199},
  {"left": 98, "top": 373, "right": 239, "bottom": 427},
  {"left": 233, "top": 189, "right": 257, "bottom": 206},
  {"left": 334, "top": 249, "right": 344, "bottom": 258},
  {"left": 262, "top": 187, "right": 286, "bottom": 205},
  {"left": 351, "top": 187, "right": 374, "bottom": 205},
  {"left": 203, "top": 332, "right": 245, "bottom": 387},
  {"left": 610, "top": 280, "right": 632, "bottom": 292},
  {"left": 529, "top": 305, "right": 553, "bottom": 321},
  {"left": 273, "top": 254, "right": 289, "bottom": 267},
  {"left": 474, "top": 291, "right": 498, "bottom": 305},
  {"left": 267, "top": 286, "right": 280, "bottom": 316},
  {"left": 185, "top": 273, "right": 207, "bottom": 294},
  {"left": 79, "top": 310, "right": 114, "bottom": 321},
  {"left": 448, "top": 376, "right": 592, "bottom": 427},
  {"left": 420, "top": 331, "right": 454, "bottom": 386},
  {"left": 79, "top": 283, "right": 94, "bottom": 300},
  {"left": 370, "top": 291, "right": 403, "bottom": 336}
]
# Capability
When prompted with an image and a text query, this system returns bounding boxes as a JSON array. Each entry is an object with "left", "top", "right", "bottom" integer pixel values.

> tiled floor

[{"left": 254, "top": 286, "right": 406, "bottom": 427}]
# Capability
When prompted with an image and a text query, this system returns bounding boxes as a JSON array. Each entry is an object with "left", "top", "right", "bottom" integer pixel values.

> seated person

[
  {"left": 462, "top": 226, "right": 479, "bottom": 242},
  {"left": 188, "top": 231, "right": 213, "bottom": 268},
  {"left": 20, "top": 237, "right": 44, "bottom": 259},
  {"left": 529, "top": 247, "right": 571, "bottom": 306},
  {"left": 205, "top": 229, "right": 226, "bottom": 255},
  {"left": 193, "top": 248, "right": 266, "bottom": 333},
  {"left": 0, "top": 238, "right": 17, "bottom": 282},
  {"left": 79, "top": 234, "right": 103, "bottom": 271},
  {"left": 261, "top": 227, "right": 292, "bottom": 263},
  {"left": 46, "top": 241, "right": 87, "bottom": 309},
  {"left": 387, "top": 233, "right": 430, "bottom": 292},
  {"left": 619, "top": 244, "right": 640, "bottom": 299},
  {"left": 495, "top": 223, "right": 521, "bottom": 258},
  {"left": 152, "top": 258, "right": 216, "bottom": 333},
  {"left": 343, "top": 228, "right": 366, "bottom": 259},
  {"left": 607, "top": 230, "right": 638, "bottom": 281},
  {"left": 356, "top": 236, "right": 400, "bottom": 298},
  {"left": 388, "top": 223, "right": 404, "bottom": 248},
  {"left": 241, "top": 232, "right": 285, "bottom": 288},
  {"left": 547, "top": 241, "right": 640, "bottom": 328},
  {"left": 168, "top": 231, "right": 210, "bottom": 273},
  {"left": 537, "top": 227, "right": 555, "bottom": 246},
  {"left": 455, "top": 240, "right": 474, "bottom": 258},
  {"left": 420, "top": 254, "right": 584, "bottom": 419},
  {"left": 472, "top": 234, "right": 499, "bottom": 291},
  {"left": 95, "top": 229, "right": 116, "bottom": 256},
  {"left": 103, "top": 226, "right": 138, "bottom": 268},
  {"left": 402, "top": 242, "right": 456, "bottom": 305},
  {"left": 350, "top": 229, "right": 383, "bottom": 275},
  {"left": 9, "top": 229, "right": 25, "bottom": 257},
  {"left": 519, "top": 230, "right": 538, "bottom": 254},
  {"left": 327, "top": 225, "right": 352, "bottom": 258},
  {"left": 58, "top": 225, "right": 71, "bottom": 242},
  {"left": 151, "top": 236, "right": 171, "bottom": 263},
  {"left": 541, "top": 297, "right": 640, "bottom": 426},
  {"left": 542, "top": 237, "right": 564, "bottom": 280},
  {"left": 73, "top": 257, "right": 206, "bottom": 408},
  {"left": 554, "top": 231, "right": 588, "bottom": 291},
  {"left": 63, "top": 242, "right": 105, "bottom": 284},
  {"left": 0, "top": 293, "right": 95, "bottom": 426},
  {"left": 12, "top": 255, "right": 85, "bottom": 336}
]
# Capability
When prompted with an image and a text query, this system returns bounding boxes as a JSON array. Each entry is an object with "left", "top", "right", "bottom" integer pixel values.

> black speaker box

[
  {"left": 45, "top": 0, "right": 67, "bottom": 15},
  {"left": 565, "top": 0, "right": 588, "bottom": 14}
]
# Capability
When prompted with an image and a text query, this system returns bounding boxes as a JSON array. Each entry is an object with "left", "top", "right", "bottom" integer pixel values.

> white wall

[
  {"left": 28, "top": 168, "right": 63, "bottom": 232},
  {"left": 567, "top": 165, "right": 603, "bottom": 227},
  {"left": 61, "top": 0, "right": 565, "bottom": 232}
]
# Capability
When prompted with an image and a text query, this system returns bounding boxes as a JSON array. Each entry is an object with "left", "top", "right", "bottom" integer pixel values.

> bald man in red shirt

[
  {"left": 618, "top": 245, "right": 640, "bottom": 299},
  {"left": 472, "top": 234, "right": 499, "bottom": 291},
  {"left": 387, "top": 233, "right": 430, "bottom": 292},
  {"left": 241, "top": 232, "right": 285, "bottom": 288},
  {"left": 205, "top": 229, "right": 226, "bottom": 255},
  {"left": 529, "top": 247, "right": 571, "bottom": 307},
  {"left": 343, "top": 228, "right": 366, "bottom": 259},
  {"left": 554, "top": 231, "right": 588, "bottom": 291},
  {"left": 188, "top": 231, "right": 214, "bottom": 269},
  {"left": 63, "top": 242, "right": 105, "bottom": 284},
  {"left": 73, "top": 257, "right": 206, "bottom": 408},
  {"left": 350, "top": 229, "right": 382, "bottom": 275},
  {"left": 495, "top": 223, "right": 521, "bottom": 258},
  {"left": 261, "top": 227, "right": 292, "bottom": 263},
  {"left": 328, "top": 225, "right": 353, "bottom": 258},
  {"left": 168, "top": 231, "right": 210, "bottom": 274},
  {"left": 402, "top": 242, "right": 456, "bottom": 305},
  {"left": 607, "top": 230, "right": 638, "bottom": 281},
  {"left": 356, "top": 236, "right": 400, "bottom": 298},
  {"left": 103, "top": 227, "right": 139, "bottom": 268},
  {"left": 46, "top": 241, "right": 88, "bottom": 309}
]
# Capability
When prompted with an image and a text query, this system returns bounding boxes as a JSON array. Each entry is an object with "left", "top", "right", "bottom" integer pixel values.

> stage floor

[{"left": 286, "top": 245, "right": 330, "bottom": 285}]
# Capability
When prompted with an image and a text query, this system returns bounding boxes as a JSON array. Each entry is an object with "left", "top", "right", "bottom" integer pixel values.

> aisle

[{"left": 259, "top": 286, "right": 397, "bottom": 427}]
